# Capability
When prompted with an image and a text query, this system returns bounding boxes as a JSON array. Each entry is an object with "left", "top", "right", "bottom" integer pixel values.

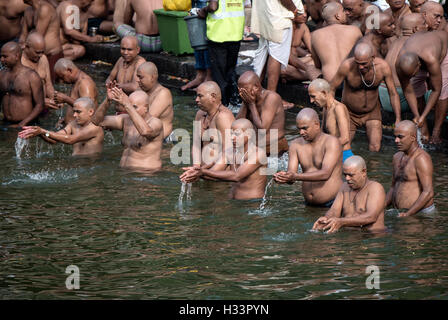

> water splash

[
  {"left": 416, "top": 128, "right": 427, "bottom": 150},
  {"left": 259, "top": 178, "right": 274, "bottom": 211},
  {"left": 178, "top": 182, "right": 193, "bottom": 212},
  {"left": 15, "top": 137, "right": 30, "bottom": 159}
]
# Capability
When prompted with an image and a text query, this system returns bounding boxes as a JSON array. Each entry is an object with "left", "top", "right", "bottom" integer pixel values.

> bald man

[
  {"left": 0, "top": 0, "right": 27, "bottom": 50},
  {"left": 274, "top": 108, "right": 343, "bottom": 207},
  {"left": 0, "top": 42, "right": 44, "bottom": 127},
  {"left": 92, "top": 87, "right": 164, "bottom": 171},
  {"left": 18, "top": 97, "right": 104, "bottom": 156},
  {"left": 382, "top": 14, "right": 427, "bottom": 115},
  {"left": 331, "top": 42, "right": 400, "bottom": 152},
  {"left": 409, "top": 0, "right": 427, "bottom": 13},
  {"left": 310, "top": 2, "right": 362, "bottom": 82},
  {"left": 236, "top": 71, "right": 288, "bottom": 157},
  {"left": 421, "top": 1, "right": 446, "bottom": 32},
  {"left": 181, "top": 119, "right": 268, "bottom": 200},
  {"left": 308, "top": 79, "right": 353, "bottom": 162},
  {"left": 386, "top": 120, "right": 435, "bottom": 217},
  {"left": 312, "top": 155, "right": 386, "bottom": 233},
  {"left": 396, "top": 30, "right": 448, "bottom": 144},
  {"left": 384, "top": 0, "right": 412, "bottom": 37},
  {"left": 358, "top": 12, "right": 396, "bottom": 58},
  {"left": 342, "top": 0, "right": 372, "bottom": 31},
  {"left": 106, "top": 36, "right": 146, "bottom": 95},
  {"left": 134, "top": 62, "right": 173, "bottom": 140},
  {"left": 57, "top": 0, "right": 104, "bottom": 61},
  {"left": 21, "top": 0, "right": 63, "bottom": 81},
  {"left": 21, "top": 33, "right": 57, "bottom": 110},
  {"left": 53, "top": 58, "right": 98, "bottom": 124}
]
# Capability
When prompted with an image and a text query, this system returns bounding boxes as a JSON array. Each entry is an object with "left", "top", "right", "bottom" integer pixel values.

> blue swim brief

[{"left": 343, "top": 149, "right": 354, "bottom": 162}]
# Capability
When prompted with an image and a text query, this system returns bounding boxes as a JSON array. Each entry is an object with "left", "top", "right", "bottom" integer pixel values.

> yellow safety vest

[{"left": 206, "top": 0, "right": 245, "bottom": 43}]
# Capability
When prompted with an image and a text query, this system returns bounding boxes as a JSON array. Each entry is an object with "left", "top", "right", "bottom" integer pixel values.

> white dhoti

[{"left": 252, "top": 27, "right": 293, "bottom": 77}]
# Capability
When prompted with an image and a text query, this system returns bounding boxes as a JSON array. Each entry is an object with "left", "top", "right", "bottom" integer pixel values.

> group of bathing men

[{"left": 1, "top": 2, "right": 440, "bottom": 234}]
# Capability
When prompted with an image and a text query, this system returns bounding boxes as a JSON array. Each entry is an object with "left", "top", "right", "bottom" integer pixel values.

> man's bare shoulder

[
  {"left": 264, "top": 90, "right": 282, "bottom": 106},
  {"left": 195, "top": 109, "right": 207, "bottom": 120},
  {"left": 290, "top": 137, "right": 306, "bottom": 147},
  {"left": 392, "top": 151, "right": 404, "bottom": 163},
  {"left": 414, "top": 148, "right": 433, "bottom": 165},
  {"left": 135, "top": 55, "right": 146, "bottom": 64},
  {"left": 323, "top": 132, "right": 340, "bottom": 145},
  {"left": 367, "top": 180, "right": 385, "bottom": 194},
  {"left": 39, "top": 1, "right": 55, "bottom": 15}
]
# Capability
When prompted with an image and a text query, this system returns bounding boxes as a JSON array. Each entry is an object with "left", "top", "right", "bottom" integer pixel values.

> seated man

[
  {"left": 236, "top": 71, "right": 288, "bottom": 157},
  {"left": 92, "top": 86, "right": 164, "bottom": 172},
  {"left": 113, "top": 0, "right": 163, "bottom": 53},
  {"left": 274, "top": 108, "right": 342, "bottom": 207},
  {"left": 53, "top": 58, "right": 98, "bottom": 124},
  {"left": 0, "top": 42, "right": 44, "bottom": 127},
  {"left": 308, "top": 79, "right": 353, "bottom": 162},
  {"left": 386, "top": 120, "right": 435, "bottom": 217},
  {"left": 181, "top": 119, "right": 268, "bottom": 200},
  {"left": 106, "top": 36, "right": 146, "bottom": 95},
  {"left": 87, "top": 0, "right": 114, "bottom": 35},
  {"left": 312, "top": 155, "right": 386, "bottom": 233},
  {"left": 21, "top": 33, "right": 59, "bottom": 110},
  {"left": 57, "top": 0, "right": 104, "bottom": 60},
  {"left": 18, "top": 97, "right": 104, "bottom": 156}
]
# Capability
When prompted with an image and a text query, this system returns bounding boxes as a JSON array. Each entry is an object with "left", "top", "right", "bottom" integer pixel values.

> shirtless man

[
  {"left": 53, "top": 58, "right": 98, "bottom": 124},
  {"left": 87, "top": 0, "right": 113, "bottom": 35},
  {"left": 342, "top": 0, "right": 372, "bottom": 31},
  {"left": 21, "top": 0, "right": 63, "bottom": 81},
  {"left": 0, "top": 42, "right": 44, "bottom": 126},
  {"left": 113, "top": 0, "right": 163, "bottom": 53},
  {"left": 135, "top": 62, "right": 173, "bottom": 139},
  {"left": 359, "top": 12, "right": 396, "bottom": 58},
  {"left": 382, "top": 14, "right": 427, "bottom": 115},
  {"left": 274, "top": 108, "right": 343, "bottom": 207},
  {"left": 308, "top": 79, "right": 353, "bottom": 162},
  {"left": 92, "top": 87, "right": 164, "bottom": 172},
  {"left": 18, "top": 97, "right": 104, "bottom": 156},
  {"left": 396, "top": 30, "right": 448, "bottom": 144},
  {"left": 386, "top": 120, "right": 435, "bottom": 217},
  {"left": 106, "top": 36, "right": 145, "bottom": 95},
  {"left": 312, "top": 155, "right": 385, "bottom": 233},
  {"left": 330, "top": 43, "right": 401, "bottom": 152},
  {"left": 236, "top": 71, "right": 288, "bottom": 157},
  {"left": 421, "top": 1, "right": 448, "bottom": 33},
  {"left": 181, "top": 119, "right": 268, "bottom": 200},
  {"left": 0, "top": 0, "right": 27, "bottom": 49},
  {"left": 409, "top": 0, "right": 427, "bottom": 13},
  {"left": 57, "top": 0, "right": 103, "bottom": 60},
  {"left": 21, "top": 33, "right": 59, "bottom": 110},
  {"left": 310, "top": 1, "right": 362, "bottom": 81},
  {"left": 384, "top": 0, "right": 412, "bottom": 37}
]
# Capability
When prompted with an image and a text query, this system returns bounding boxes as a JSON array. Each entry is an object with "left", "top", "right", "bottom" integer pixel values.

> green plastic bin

[{"left": 154, "top": 9, "right": 194, "bottom": 55}]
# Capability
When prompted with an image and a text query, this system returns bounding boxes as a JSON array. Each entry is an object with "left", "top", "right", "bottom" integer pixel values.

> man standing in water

[
  {"left": 18, "top": 97, "right": 104, "bottom": 156},
  {"left": 92, "top": 86, "right": 164, "bottom": 172},
  {"left": 274, "top": 108, "right": 342, "bottom": 207},
  {"left": 181, "top": 119, "right": 267, "bottom": 200},
  {"left": 0, "top": 42, "right": 44, "bottom": 127},
  {"left": 386, "top": 120, "right": 435, "bottom": 216},
  {"left": 313, "top": 155, "right": 386, "bottom": 233}
]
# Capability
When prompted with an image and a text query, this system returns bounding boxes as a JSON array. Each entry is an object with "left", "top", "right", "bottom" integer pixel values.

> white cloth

[
  {"left": 253, "top": 26, "right": 293, "bottom": 75},
  {"left": 251, "top": 0, "right": 304, "bottom": 43}
]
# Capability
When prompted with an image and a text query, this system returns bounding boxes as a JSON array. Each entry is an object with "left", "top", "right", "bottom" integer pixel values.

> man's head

[
  {"left": 409, "top": 0, "right": 427, "bottom": 13},
  {"left": 24, "top": 33, "right": 45, "bottom": 63},
  {"left": 73, "top": 97, "right": 95, "bottom": 126},
  {"left": 394, "top": 120, "right": 418, "bottom": 152},
  {"left": 397, "top": 52, "right": 421, "bottom": 77},
  {"left": 322, "top": 1, "right": 347, "bottom": 25},
  {"left": 75, "top": 0, "right": 93, "bottom": 11},
  {"left": 421, "top": 1, "right": 444, "bottom": 30},
  {"left": 237, "top": 71, "right": 262, "bottom": 101},
  {"left": 308, "top": 79, "right": 331, "bottom": 108},
  {"left": 342, "top": 0, "right": 365, "bottom": 21},
  {"left": 195, "top": 81, "right": 222, "bottom": 112},
  {"left": 0, "top": 42, "right": 22, "bottom": 69},
  {"left": 375, "top": 12, "right": 396, "bottom": 37},
  {"left": 120, "top": 36, "right": 140, "bottom": 63},
  {"left": 400, "top": 13, "right": 428, "bottom": 35},
  {"left": 54, "top": 58, "right": 79, "bottom": 83},
  {"left": 136, "top": 62, "right": 158, "bottom": 91},
  {"left": 128, "top": 90, "right": 150, "bottom": 117},
  {"left": 296, "top": 108, "right": 321, "bottom": 142},
  {"left": 231, "top": 118, "right": 255, "bottom": 149},
  {"left": 343, "top": 155, "right": 367, "bottom": 190},
  {"left": 353, "top": 42, "right": 375, "bottom": 75},
  {"left": 386, "top": 0, "right": 406, "bottom": 11}
]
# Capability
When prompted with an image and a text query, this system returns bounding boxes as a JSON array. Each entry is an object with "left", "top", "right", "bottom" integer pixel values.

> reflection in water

[{"left": 1, "top": 64, "right": 448, "bottom": 299}]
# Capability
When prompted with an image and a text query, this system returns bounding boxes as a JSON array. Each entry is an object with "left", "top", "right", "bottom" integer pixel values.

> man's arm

[
  {"left": 60, "top": 4, "right": 102, "bottom": 43},
  {"left": 419, "top": 57, "right": 442, "bottom": 124},
  {"left": 274, "top": 140, "right": 300, "bottom": 184},
  {"left": 279, "top": 0, "right": 299, "bottom": 12},
  {"left": 18, "top": 71, "right": 45, "bottom": 127},
  {"left": 334, "top": 104, "right": 350, "bottom": 148},
  {"left": 215, "top": 111, "right": 235, "bottom": 153},
  {"left": 125, "top": 103, "right": 163, "bottom": 139},
  {"left": 383, "top": 62, "right": 401, "bottom": 124},
  {"left": 92, "top": 96, "right": 126, "bottom": 131},
  {"left": 105, "top": 60, "right": 120, "bottom": 85},
  {"left": 397, "top": 68, "right": 420, "bottom": 119},
  {"left": 312, "top": 189, "right": 344, "bottom": 230},
  {"left": 248, "top": 93, "right": 278, "bottom": 130},
  {"left": 40, "top": 122, "right": 100, "bottom": 145},
  {"left": 42, "top": 56, "right": 55, "bottom": 99},
  {"left": 401, "top": 153, "right": 434, "bottom": 217},
  {"left": 385, "top": 154, "right": 399, "bottom": 207},
  {"left": 330, "top": 60, "right": 350, "bottom": 96}
]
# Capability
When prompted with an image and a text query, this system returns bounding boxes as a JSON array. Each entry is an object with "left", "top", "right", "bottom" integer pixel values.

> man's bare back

[
  {"left": 129, "top": 0, "right": 163, "bottom": 35},
  {"left": 399, "top": 31, "right": 448, "bottom": 66}
]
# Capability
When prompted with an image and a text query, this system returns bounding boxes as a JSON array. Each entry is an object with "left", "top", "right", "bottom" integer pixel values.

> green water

[{"left": 1, "top": 64, "right": 448, "bottom": 299}]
